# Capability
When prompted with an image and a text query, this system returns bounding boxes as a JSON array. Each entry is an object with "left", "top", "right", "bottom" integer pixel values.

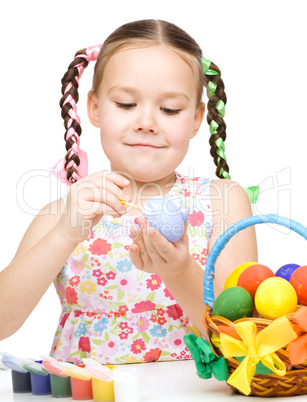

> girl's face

[{"left": 88, "top": 45, "right": 204, "bottom": 184}]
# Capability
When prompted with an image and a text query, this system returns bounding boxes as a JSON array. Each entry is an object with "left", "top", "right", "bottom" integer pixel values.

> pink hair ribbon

[{"left": 52, "top": 44, "right": 103, "bottom": 185}]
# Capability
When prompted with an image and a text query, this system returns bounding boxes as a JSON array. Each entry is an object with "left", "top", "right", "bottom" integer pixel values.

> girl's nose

[{"left": 134, "top": 107, "right": 158, "bottom": 134}]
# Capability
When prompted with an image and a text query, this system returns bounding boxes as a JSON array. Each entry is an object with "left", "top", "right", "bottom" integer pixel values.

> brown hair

[{"left": 59, "top": 19, "right": 229, "bottom": 183}]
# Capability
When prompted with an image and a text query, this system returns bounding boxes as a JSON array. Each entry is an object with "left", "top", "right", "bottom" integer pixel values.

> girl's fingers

[
  {"left": 131, "top": 225, "right": 152, "bottom": 266},
  {"left": 86, "top": 170, "right": 130, "bottom": 190},
  {"left": 175, "top": 219, "right": 189, "bottom": 247},
  {"left": 77, "top": 201, "right": 122, "bottom": 217},
  {"left": 137, "top": 219, "right": 167, "bottom": 264},
  {"left": 129, "top": 243, "right": 144, "bottom": 270},
  {"left": 83, "top": 178, "right": 129, "bottom": 201},
  {"left": 77, "top": 187, "right": 126, "bottom": 215}
]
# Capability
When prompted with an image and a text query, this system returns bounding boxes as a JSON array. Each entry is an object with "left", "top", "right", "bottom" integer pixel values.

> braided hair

[
  {"left": 56, "top": 20, "right": 230, "bottom": 184},
  {"left": 59, "top": 49, "right": 90, "bottom": 184},
  {"left": 203, "top": 59, "right": 230, "bottom": 180}
]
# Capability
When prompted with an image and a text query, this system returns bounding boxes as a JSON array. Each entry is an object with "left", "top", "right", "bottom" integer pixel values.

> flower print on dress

[
  {"left": 157, "top": 316, "right": 167, "bottom": 325},
  {"left": 136, "top": 316, "right": 150, "bottom": 332},
  {"left": 94, "top": 317, "right": 109, "bottom": 333},
  {"left": 146, "top": 274, "right": 162, "bottom": 291},
  {"left": 166, "top": 304, "right": 184, "bottom": 321},
  {"left": 116, "top": 258, "right": 133, "bottom": 273},
  {"left": 118, "top": 275, "right": 137, "bottom": 293},
  {"left": 199, "top": 256, "right": 207, "bottom": 266},
  {"left": 75, "top": 322, "right": 87, "bottom": 338},
  {"left": 149, "top": 325, "right": 167, "bottom": 338},
  {"left": 93, "top": 269, "right": 103, "bottom": 278},
  {"left": 117, "top": 305, "right": 129, "bottom": 316},
  {"left": 66, "top": 287, "right": 78, "bottom": 305},
  {"left": 119, "top": 332, "right": 129, "bottom": 340},
  {"left": 163, "top": 288, "right": 175, "bottom": 300},
  {"left": 132, "top": 300, "right": 156, "bottom": 313},
  {"left": 168, "top": 330, "right": 184, "bottom": 349},
  {"left": 119, "top": 322, "right": 128, "bottom": 330},
  {"left": 131, "top": 339, "right": 146, "bottom": 355},
  {"left": 143, "top": 348, "right": 161, "bottom": 362},
  {"left": 79, "top": 337, "right": 91, "bottom": 352},
  {"left": 56, "top": 283, "right": 66, "bottom": 300},
  {"left": 97, "top": 276, "right": 108, "bottom": 286},
  {"left": 69, "top": 276, "right": 81, "bottom": 286},
  {"left": 100, "top": 341, "right": 119, "bottom": 356},
  {"left": 60, "top": 312, "right": 70, "bottom": 328},
  {"left": 89, "top": 238, "right": 112, "bottom": 255},
  {"left": 80, "top": 281, "right": 96, "bottom": 295},
  {"left": 188, "top": 210, "right": 205, "bottom": 227},
  {"left": 105, "top": 271, "right": 116, "bottom": 280},
  {"left": 71, "top": 260, "right": 85, "bottom": 275}
]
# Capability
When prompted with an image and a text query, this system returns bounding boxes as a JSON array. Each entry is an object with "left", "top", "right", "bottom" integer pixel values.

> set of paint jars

[{"left": 0, "top": 352, "right": 140, "bottom": 401}]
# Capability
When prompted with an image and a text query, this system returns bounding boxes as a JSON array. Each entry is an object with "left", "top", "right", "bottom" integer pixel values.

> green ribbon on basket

[
  {"left": 184, "top": 334, "right": 228, "bottom": 381},
  {"left": 202, "top": 56, "right": 260, "bottom": 204}
]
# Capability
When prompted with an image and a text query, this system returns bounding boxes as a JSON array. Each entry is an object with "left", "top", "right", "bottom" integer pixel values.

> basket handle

[{"left": 203, "top": 214, "right": 307, "bottom": 308}]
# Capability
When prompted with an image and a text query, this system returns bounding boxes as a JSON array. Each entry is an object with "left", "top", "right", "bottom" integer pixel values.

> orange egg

[
  {"left": 290, "top": 265, "right": 307, "bottom": 305},
  {"left": 224, "top": 262, "right": 258, "bottom": 289},
  {"left": 237, "top": 264, "right": 275, "bottom": 299}
]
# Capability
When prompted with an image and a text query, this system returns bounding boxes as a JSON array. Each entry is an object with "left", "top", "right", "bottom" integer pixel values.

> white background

[{"left": 0, "top": 0, "right": 306, "bottom": 358}]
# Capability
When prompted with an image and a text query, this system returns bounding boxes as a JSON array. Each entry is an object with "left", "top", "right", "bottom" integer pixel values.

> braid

[
  {"left": 59, "top": 49, "right": 90, "bottom": 184},
  {"left": 202, "top": 58, "right": 230, "bottom": 180}
]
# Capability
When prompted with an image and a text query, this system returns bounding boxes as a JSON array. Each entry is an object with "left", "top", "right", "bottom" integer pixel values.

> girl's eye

[
  {"left": 115, "top": 102, "right": 136, "bottom": 110},
  {"left": 161, "top": 107, "right": 181, "bottom": 115}
]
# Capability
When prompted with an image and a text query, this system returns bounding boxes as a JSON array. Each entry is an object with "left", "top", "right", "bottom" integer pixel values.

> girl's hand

[
  {"left": 129, "top": 217, "right": 190, "bottom": 278},
  {"left": 55, "top": 171, "right": 131, "bottom": 245}
]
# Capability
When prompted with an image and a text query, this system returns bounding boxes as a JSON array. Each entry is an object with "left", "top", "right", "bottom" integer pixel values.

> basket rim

[{"left": 203, "top": 214, "right": 307, "bottom": 308}]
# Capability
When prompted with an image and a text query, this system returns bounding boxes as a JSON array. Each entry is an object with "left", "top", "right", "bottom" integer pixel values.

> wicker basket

[{"left": 202, "top": 214, "right": 307, "bottom": 397}]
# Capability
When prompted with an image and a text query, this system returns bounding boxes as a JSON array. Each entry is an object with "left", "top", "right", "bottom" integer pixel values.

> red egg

[
  {"left": 237, "top": 264, "right": 275, "bottom": 299},
  {"left": 290, "top": 265, "right": 307, "bottom": 305}
]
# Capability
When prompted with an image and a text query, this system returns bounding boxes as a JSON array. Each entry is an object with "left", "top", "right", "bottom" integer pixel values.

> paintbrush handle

[{"left": 121, "top": 200, "right": 143, "bottom": 212}]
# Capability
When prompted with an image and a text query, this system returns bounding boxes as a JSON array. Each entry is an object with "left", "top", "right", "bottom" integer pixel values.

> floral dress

[{"left": 50, "top": 171, "right": 213, "bottom": 364}]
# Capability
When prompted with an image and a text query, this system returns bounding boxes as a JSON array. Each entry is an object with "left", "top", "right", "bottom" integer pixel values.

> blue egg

[
  {"left": 275, "top": 263, "right": 300, "bottom": 282},
  {"left": 143, "top": 196, "right": 188, "bottom": 242}
]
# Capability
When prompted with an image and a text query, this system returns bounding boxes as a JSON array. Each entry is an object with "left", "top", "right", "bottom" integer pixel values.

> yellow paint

[{"left": 92, "top": 377, "right": 114, "bottom": 402}]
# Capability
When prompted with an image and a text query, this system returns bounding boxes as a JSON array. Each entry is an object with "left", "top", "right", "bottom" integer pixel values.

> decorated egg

[
  {"left": 212, "top": 287, "right": 254, "bottom": 321},
  {"left": 255, "top": 277, "right": 297, "bottom": 319},
  {"left": 143, "top": 196, "right": 188, "bottom": 242},
  {"left": 237, "top": 264, "right": 275, "bottom": 298},
  {"left": 224, "top": 262, "right": 258, "bottom": 289},
  {"left": 290, "top": 265, "right": 307, "bottom": 305},
  {"left": 275, "top": 263, "right": 300, "bottom": 282}
]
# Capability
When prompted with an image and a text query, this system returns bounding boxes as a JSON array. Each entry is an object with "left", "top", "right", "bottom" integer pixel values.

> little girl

[{"left": 0, "top": 19, "right": 257, "bottom": 364}]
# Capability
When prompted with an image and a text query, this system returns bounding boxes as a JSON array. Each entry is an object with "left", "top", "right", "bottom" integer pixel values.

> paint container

[
  {"left": 1, "top": 353, "right": 32, "bottom": 393},
  {"left": 62, "top": 363, "right": 93, "bottom": 400},
  {"left": 23, "top": 360, "right": 51, "bottom": 396},
  {"left": 40, "top": 355, "right": 72, "bottom": 398},
  {"left": 83, "top": 359, "right": 115, "bottom": 402},
  {"left": 114, "top": 367, "right": 140, "bottom": 402},
  {"left": 50, "top": 374, "right": 72, "bottom": 398},
  {"left": 41, "top": 355, "right": 67, "bottom": 377},
  {"left": 11, "top": 370, "right": 32, "bottom": 393}
]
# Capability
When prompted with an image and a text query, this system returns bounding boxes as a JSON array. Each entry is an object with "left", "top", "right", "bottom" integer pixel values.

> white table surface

[{"left": 0, "top": 360, "right": 306, "bottom": 402}]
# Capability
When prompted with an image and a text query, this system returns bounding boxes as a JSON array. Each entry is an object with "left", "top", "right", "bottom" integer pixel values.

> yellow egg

[
  {"left": 224, "top": 262, "right": 258, "bottom": 289},
  {"left": 255, "top": 277, "right": 297, "bottom": 319}
]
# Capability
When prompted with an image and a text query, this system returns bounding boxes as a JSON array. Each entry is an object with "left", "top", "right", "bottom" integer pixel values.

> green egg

[{"left": 212, "top": 287, "right": 253, "bottom": 321}]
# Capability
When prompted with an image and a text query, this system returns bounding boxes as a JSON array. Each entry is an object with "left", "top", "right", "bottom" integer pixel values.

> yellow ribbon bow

[{"left": 220, "top": 316, "right": 297, "bottom": 395}]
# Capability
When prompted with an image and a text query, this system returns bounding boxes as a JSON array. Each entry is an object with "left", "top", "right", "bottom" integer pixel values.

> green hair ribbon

[{"left": 202, "top": 56, "right": 260, "bottom": 204}]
